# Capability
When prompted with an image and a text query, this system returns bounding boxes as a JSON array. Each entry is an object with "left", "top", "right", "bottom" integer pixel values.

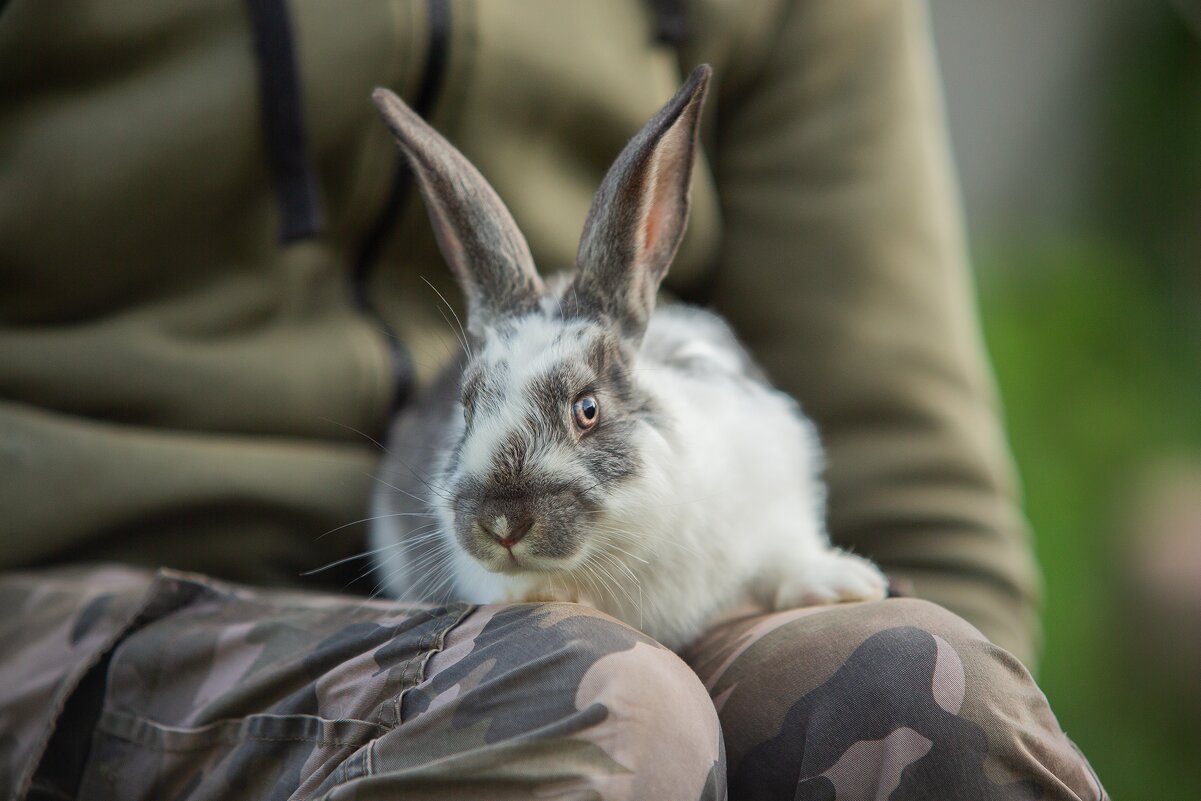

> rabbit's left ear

[
  {"left": 373, "top": 88, "right": 545, "bottom": 339},
  {"left": 572, "top": 65, "right": 711, "bottom": 345}
]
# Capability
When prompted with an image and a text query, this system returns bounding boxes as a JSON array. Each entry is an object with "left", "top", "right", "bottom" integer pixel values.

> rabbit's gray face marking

[
  {"left": 460, "top": 362, "right": 508, "bottom": 430},
  {"left": 442, "top": 314, "right": 648, "bottom": 574}
]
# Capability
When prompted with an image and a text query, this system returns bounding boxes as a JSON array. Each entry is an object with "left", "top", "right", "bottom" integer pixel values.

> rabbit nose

[{"left": 480, "top": 514, "right": 534, "bottom": 548}]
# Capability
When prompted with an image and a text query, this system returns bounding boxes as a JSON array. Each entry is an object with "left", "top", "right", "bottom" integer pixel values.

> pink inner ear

[
  {"left": 637, "top": 124, "right": 689, "bottom": 268},
  {"left": 643, "top": 198, "right": 666, "bottom": 256}
]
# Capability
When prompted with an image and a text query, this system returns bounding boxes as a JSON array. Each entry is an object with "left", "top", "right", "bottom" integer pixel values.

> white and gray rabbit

[{"left": 368, "top": 65, "right": 887, "bottom": 650}]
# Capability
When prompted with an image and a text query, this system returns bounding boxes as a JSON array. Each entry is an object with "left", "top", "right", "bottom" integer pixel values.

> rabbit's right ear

[
  {"left": 572, "top": 65, "right": 711, "bottom": 346},
  {"left": 373, "top": 88, "right": 545, "bottom": 339}
]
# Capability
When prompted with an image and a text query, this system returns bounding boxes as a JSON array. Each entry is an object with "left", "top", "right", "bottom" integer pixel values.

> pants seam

[{"left": 393, "top": 602, "right": 475, "bottom": 727}]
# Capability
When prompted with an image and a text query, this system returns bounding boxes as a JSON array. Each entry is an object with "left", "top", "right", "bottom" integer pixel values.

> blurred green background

[{"left": 933, "top": 3, "right": 1201, "bottom": 797}]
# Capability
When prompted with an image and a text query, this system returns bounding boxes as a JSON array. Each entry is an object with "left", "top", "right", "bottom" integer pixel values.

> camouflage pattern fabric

[
  {"left": 682, "top": 600, "right": 1108, "bottom": 801},
  {"left": 2, "top": 567, "right": 1104, "bottom": 801}
]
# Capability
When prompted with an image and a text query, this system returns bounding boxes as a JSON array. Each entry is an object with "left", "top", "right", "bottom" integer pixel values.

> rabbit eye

[{"left": 571, "top": 394, "right": 599, "bottom": 431}]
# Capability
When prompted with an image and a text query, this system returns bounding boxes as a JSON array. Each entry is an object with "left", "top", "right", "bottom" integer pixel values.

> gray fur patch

[{"left": 461, "top": 362, "right": 509, "bottom": 430}]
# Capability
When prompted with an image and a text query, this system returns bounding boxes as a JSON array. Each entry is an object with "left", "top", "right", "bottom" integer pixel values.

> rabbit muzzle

[{"left": 454, "top": 485, "right": 595, "bottom": 574}]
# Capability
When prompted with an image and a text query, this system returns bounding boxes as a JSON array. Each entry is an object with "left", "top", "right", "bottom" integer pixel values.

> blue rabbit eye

[{"left": 572, "top": 395, "right": 599, "bottom": 431}]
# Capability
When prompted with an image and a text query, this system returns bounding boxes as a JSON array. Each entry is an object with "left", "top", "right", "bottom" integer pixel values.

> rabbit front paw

[{"left": 771, "top": 550, "right": 888, "bottom": 609}]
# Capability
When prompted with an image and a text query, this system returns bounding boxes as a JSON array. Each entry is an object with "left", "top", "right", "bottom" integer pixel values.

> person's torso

[{"left": 0, "top": 0, "right": 761, "bottom": 581}]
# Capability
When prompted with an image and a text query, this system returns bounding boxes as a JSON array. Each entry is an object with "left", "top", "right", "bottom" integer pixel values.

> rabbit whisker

[
  {"left": 421, "top": 275, "right": 473, "bottom": 359},
  {"left": 371, "top": 470, "right": 453, "bottom": 504},
  {"left": 404, "top": 540, "right": 458, "bottom": 578},
  {"left": 318, "top": 417, "right": 390, "bottom": 453},
  {"left": 313, "top": 510, "right": 438, "bottom": 542},
  {"left": 383, "top": 456, "right": 456, "bottom": 500},
  {"left": 347, "top": 526, "right": 446, "bottom": 587},
  {"left": 302, "top": 538, "right": 416, "bottom": 577}
]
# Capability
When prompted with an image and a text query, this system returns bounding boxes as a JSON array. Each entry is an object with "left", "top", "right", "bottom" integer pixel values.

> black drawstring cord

[
  {"left": 245, "top": 0, "right": 325, "bottom": 243},
  {"left": 352, "top": 0, "right": 451, "bottom": 312},
  {"left": 352, "top": 0, "right": 452, "bottom": 413}
]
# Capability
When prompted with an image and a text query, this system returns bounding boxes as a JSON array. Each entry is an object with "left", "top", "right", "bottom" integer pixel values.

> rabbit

[{"left": 367, "top": 65, "right": 887, "bottom": 650}]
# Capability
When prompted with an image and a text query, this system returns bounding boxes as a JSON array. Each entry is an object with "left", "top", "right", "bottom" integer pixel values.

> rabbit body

[
  {"left": 371, "top": 301, "right": 886, "bottom": 648},
  {"left": 367, "top": 66, "right": 886, "bottom": 649}
]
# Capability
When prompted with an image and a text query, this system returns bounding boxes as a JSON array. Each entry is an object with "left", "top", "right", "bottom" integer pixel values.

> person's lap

[{"left": 0, "top": 566, "right": 1103, "bottom": 801}]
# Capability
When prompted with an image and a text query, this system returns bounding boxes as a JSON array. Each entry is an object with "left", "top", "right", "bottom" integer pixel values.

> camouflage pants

[{"left": 1, "top": 566, "right": 1105, "bottom": 801}]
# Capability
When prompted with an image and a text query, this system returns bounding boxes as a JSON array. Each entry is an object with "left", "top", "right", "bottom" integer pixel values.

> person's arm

[{"left": 702, "top": 0, "right": 1041, "bottom": 663}]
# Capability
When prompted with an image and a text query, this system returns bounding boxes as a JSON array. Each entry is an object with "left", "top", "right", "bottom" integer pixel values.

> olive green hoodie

[{"left": 0, "top": 0, "right": 1041, "bottom": 663}]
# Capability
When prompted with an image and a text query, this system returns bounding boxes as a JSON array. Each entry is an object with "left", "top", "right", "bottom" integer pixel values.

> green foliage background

[
  {"left": 973, "top": 9, "right": 1201, "bottom": 797},
  {"left": 979, "top": 245, "right": 1200, "bottom": 798}
]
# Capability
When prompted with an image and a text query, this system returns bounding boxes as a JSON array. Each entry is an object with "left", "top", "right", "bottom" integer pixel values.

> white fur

[
  {"left": 370, "top": 306, "right": 886, "bottom": 650},
  {"left": 565, "top": 310, "right": 885, "bottom": 647}
]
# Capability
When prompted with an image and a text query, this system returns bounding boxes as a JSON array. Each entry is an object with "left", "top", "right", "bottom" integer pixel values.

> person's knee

[
  {"left": 709, "top": 599, "right": 1101, "bottom": 800},
  {"left": 563, "top": 608, "right": 725, "bottom": 800},
  {"left": 394, "top": 603, "right": 725, "bottom": 801},
  {"left": 869, "top": 596, "right": 992, "bottom": 648}
]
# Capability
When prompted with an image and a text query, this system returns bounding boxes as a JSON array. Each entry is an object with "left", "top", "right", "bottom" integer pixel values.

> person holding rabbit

[{"left": 0, "top": 1, "right": 1104, "bottom": 799}]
